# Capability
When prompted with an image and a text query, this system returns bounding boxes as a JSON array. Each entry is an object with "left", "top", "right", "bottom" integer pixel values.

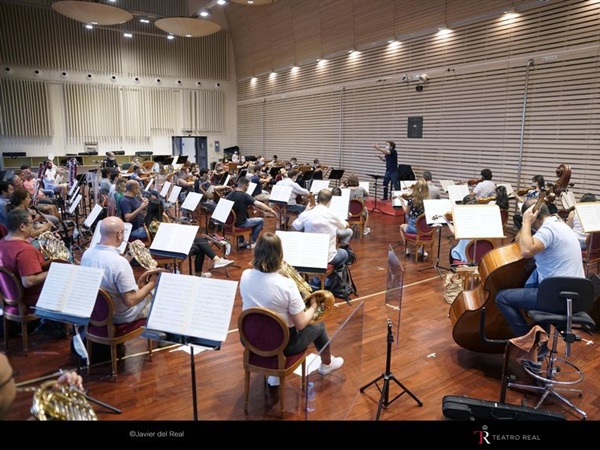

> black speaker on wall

[
  {"left": 2, "top": 152, "right": 27, "bottom": 158},
  {"left": 109, "top": 151, "right": 125, "bottom": 155},
  {"left": 407, "top": 116, "right": 423, "bottom": 139},
  {"left": 136, "top": 151, "right": 153, "bottom": 157},
  {"left": 79, "top": 151, "right": 98, "bottom": 156}
]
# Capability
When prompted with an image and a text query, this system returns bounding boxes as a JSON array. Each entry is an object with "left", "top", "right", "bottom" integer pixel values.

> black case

[{"left": 442, "top": 395, "right": 565, "bottom": 421}]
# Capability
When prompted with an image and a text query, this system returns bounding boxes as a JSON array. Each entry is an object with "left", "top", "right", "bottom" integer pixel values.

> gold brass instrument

[
  {"left": 37, "top": 231, "right": 71, "bottom": 262},
  {"left": 279, "top": 261, "right": 334, "bottom": 322},
  {"left": 128, "top": 239, "right": 158, "bottom": 270},
  {"left": 30, "top": 380, "right": 97, "bottom": 421}
]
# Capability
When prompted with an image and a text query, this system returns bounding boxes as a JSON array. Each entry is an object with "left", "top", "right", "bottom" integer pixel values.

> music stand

[
  {"left": 327, "top": 169, "right": 344, "bottom": 187},
  {"left": 367, "top": 174, "right": 384, "bottom": 214}
]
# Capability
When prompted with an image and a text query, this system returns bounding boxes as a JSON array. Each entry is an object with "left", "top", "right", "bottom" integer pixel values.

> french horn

[
  {"left": 30, "top": 380, "right": 97, "bottom": 421},
  {"left": 37, "top": 231, "right": 71, "bottom": 263},
  {"left": 128, "top": 239, "right": 158, "bottom": 270},
  {"left": 279, "top": 260, "right": 334, "bottom": 322}
]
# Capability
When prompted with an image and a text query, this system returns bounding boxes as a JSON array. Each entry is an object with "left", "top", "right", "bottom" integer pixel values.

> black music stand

[
  {"left": 418, "top": 224, "right": 450, "bottom": 278},
  {"left": 327, "top": 169, "right": 345, "bottom": 187},
  {"left": 360, "top": 319, "right": 422, "bottom": 420},
  {"left": 367, "top": 174, "right": 384, "bottom": 214}
]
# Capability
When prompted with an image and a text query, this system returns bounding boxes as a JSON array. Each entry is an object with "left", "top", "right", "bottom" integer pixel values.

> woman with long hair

[
  {"left": 398, "top": 178, "right": 429, "bottom": 258},
  {"left": 6, "top": 188, "right": 54, "bottom": 239}
]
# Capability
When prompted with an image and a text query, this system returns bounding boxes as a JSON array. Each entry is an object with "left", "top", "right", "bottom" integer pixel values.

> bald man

[{"left": 81, "top": 217, "right": 156, "bottom": 324}]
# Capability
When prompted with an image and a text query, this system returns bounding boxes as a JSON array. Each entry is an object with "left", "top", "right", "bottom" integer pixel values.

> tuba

[
  {"left": 30, "top": 380, "right": 97, "bottom": 421},
  {"left": 37, "top": 231, "right": 71, "bottom": 263},
  {"left": 279, "top": 261, "right": 334, "bottom": 322},
  {"left": 128, "top": 239, "right": 158, "bottom": 270}
]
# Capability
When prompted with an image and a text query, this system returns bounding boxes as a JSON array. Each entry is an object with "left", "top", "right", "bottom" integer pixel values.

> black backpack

[{"left": 327, "top": 265, "right": 357, "bottom": 303}]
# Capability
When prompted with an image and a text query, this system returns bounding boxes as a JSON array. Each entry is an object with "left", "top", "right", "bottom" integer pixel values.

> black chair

[{"left": 506, "top": 276, "right": 595, "bottom": 419}]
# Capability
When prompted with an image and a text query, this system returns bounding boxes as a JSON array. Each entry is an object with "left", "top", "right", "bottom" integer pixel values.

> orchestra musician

[
  {"left": 274, "top": 168, "right": 310, "bottom": 215},
  {"left": 494, "top": 198, "right": 585, "bottom": 374},
  {"left": 567, "top": 192, "right": 597, "bottom": 249},
  {"left": 119, "top": 180, "right": 149, "bottom": 240},
  {"left": 6, "top": 188, "right": 56, "bottom": 235},
  {"left": 103, "top": 152, "right": 119, "bottom": 169},
  {"left": 513, "top": 175, "right": 546, "bottom": 231},
  {"left": 470, "top": 168, "right": 496, "bottom": 199},
  {"left": 397, "top": 178, "right": 429, "bottom": 258}
]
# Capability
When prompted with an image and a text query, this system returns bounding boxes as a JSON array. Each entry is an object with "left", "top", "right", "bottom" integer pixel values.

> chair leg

[
  {"left": 110, "top": 344, "right": 117, "bottom": 377},
  {"left": 279, "top": 376, "right": 286, "bottom": 417},
  {"left": 3, "top": 318, "right": 9, "bottom": 351},
  {"left": 243, "top": 371, "right": 250, "bottom": 414},
  {"left": 147, "top": 339, "right": 153, "bottom": 360},
  {"left": 21, "top": 322, "right": 29, "bottom": 355}
]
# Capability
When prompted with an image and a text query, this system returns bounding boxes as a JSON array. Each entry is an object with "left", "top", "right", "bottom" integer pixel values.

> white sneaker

[
  {"left": 363, "top": 227, "right": 371, "bottom": 235},
  {"left": 267, "top": 376, "right": 280, "bottom": 387},
  {"left": 422, "top": 251, "right": 429, "bottom": 259},
  {"left": 214, "top": 259, "right": 234, "bottom": 269},
  {"left": 224, "top": 242, "right": 231, "bottom": 256},
  {"left": 318, "top": 356, "right": 344, "bottom": 375},
  {"left": 200, "top": 272, "right": 212, "bottom": 278},
  {"left": 249, "top": 243, "right": 256, "bottom": 249}
]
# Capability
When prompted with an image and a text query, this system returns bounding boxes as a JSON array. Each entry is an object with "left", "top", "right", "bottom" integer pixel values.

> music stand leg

[
  {"left": 190, "top": 345, "right": 198, "bottom": 421},
  {"left": 418, "top": 226, "right": 450, "bottom": 278},
  {"left": 359, "top": 320, "right": 422, "bottom": 420},
  {"left": 370, "top": 177, "right": 384, "bottom": 214}
]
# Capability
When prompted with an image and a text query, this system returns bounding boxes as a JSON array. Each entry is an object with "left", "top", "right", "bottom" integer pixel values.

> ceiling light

[
  {"left": 139, "top": 18, "right": 150, "bottom": 24},
  {"left": 51, "top": 1, "right": 132, "bottom": 26},
  {"left": 85, "top": 24, "right": 93, "bottom": 29},
  {"left": 124, "top": 33, "right": 133, "bottom": 38},
  {"left": 198, "top": 9, "right": 211, "bottom": 18},
  {"left": 167, "top": 34, "right": 175, "bottom": 40},
  {"left": 217, "top": 0, "right": 229, "bottom": 5}
]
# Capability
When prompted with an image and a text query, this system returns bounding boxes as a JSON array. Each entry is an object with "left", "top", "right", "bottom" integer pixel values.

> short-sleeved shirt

[
  {"left": 473, "top": 180, "right": 496, "bottom": 198},
  {"left": 226, "top": 190, "right": 256, "bottom": 225},
  {"left": 292, "top": 204, "right": 348, "bottom": 262},
  {"left": 80, "top": 244, "right": 143, "bottom": 323},
  {"left": 119, "top": 195, "right": 144, "bottom": 229},
  {"left": 0, "top": 239, "right": 46, "bottom": 307}
]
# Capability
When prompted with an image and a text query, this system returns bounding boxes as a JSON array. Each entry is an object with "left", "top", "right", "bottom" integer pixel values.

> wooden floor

[{"left": 3, "top": 204, "right": 600, "bottom": 444}]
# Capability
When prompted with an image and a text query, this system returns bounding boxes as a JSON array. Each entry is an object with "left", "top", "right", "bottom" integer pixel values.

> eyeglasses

[{"left": 0, "top": 369, "right": 17, "bottom": 390}]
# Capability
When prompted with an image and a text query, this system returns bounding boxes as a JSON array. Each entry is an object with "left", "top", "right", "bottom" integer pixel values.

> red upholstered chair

[
  {"left": 222, "top": 209, "right": 253, "bottom": 251},
  {"left": 85, "top": 288, "right": 153, "bottom": 377},
  {"left": 0, "top": 223, "right": 7, "bottom": 239},
  {"left": 238, "top": 307, "right": 308, "bottom": 417},
  {"left": 348, "top": 199, "right": 366, "bottom": 238},
  {"left": 0, "top": 267, "right": 39, "bottom": 355},
  {"left": 404, "top": 214, "right": 435, "bottom": 262},
  {"left": 583, "top": 231, "right": 600, "bottom": 276},
  {"left": 465, "top": 239, "right": 495, "bottom": 264},
  {"left": 300, "top": 263, "right": 335, "bottom": 290}
]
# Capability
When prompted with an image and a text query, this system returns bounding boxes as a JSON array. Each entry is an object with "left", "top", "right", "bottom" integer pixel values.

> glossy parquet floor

[{"left": 2, "top": 204, "right": 600, "bottom": 448}]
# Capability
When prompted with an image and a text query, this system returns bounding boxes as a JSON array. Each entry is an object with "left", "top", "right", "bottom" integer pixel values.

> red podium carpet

[{"left": 365, "top": 198, "right": 405, "bottom": 219}]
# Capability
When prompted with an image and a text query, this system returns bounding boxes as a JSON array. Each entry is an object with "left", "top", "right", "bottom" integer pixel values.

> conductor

[{"left": 373, "top": 141, "right": 399, "bottom": 201}]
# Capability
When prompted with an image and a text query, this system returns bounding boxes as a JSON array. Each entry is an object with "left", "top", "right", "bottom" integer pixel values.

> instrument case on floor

[{"left": 442, "top": 395, "right": 566, "bottom": 421}]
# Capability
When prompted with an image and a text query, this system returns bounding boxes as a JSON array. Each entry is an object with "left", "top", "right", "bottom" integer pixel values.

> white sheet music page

[
  {"left": 150, "top": 223, "right": 199, "bottom": 255},
  {"left": 497, "top": 183, "right": 513, "bottom": 195},
  {"left": 36, "top": 263, "right": 104, "bottom": 318},
  {"left": 83, "top": 204, "right": 104, "bottom": 228},
  {"left": 392, "top": 190, "right": 403, "bottom": 209},
  {"left": 68, "top": 194, "right": 82, "bottom": 214},
  {"left": 561, "top": 191, "right": 576, "bottom": 210},
  {"left": 575, "top": 202, "right": 600, "bottom": 233},
  {"left": 310, "top": 179, "right": 331, "bottom": 193},
  {"left": 211, "top": 198, "right": 234, "bottom": 224},
  {"left": 269, "top": 184, "right": 293, "bottom": 203},
  {"left": 439, "top": 180, "right": 456, "bottom": 192},
  {"left": 423, "top": 199, "right": 454, "bottom": 224},
  {"left": 330, "top": 194, "right": 350, "bottom": 219},
  {"left": 90, "top": 222, "right": 132, "bottom": 254},
  {"left": 359, "top": 181, "right": 370, "bottom": 192},
  {"left": 144, "top": 177, "right": 154, "bottom": 192},
  {"left": 276, "top": 230, "right": 329, "bottom": 270},
  {"left": 68, "top": 180, "right": 79, "bottom": 197},
  {"left": 147, "top": 273, "right": 237, "bottom": 342},
  {"left": 221, "top": 174, "right": 231, "bottom": 187},
  {"left": 168, "top": 185, "right": 182, "bottom": 203},
  {"left": 447, "top": 184, "right": 470, "bottom": 204},
  {"left": 400, "top": 180, "right": 417, "bottom": 190},
  {"left": 246, "top": 182, "right": 257, "bottom": 196},
  {"left": 159, "top": 180, "right": 171, "bottom": 198},
  {"left": 453, "top": 204, "right": 504, "bottom": 239},
  {"left": 181, "top": 192, "right": 203, "bottom": 211}
]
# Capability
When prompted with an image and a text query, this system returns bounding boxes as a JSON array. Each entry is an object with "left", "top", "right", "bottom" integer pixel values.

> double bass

[{"left": 449, "top": 163, "right": 572, "bottom": 353}]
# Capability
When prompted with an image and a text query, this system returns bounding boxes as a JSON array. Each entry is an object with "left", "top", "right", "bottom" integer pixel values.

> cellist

[{"left": 494, "top": 198, "right": 585, "bottom": 374}]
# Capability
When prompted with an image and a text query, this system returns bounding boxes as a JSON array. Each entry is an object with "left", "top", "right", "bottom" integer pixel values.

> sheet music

[
  {"left": 439, "top": 180, "right": 456, "bottom": 192},
  {"left": 159, "top": 180, "right": 171, "bottom": 197},
  {"left": 221, "top": 174, "right": 230, "bottom": 187},
  {"left": 35, "top": 263, "right": 104, "bottom": 318},
  {"left": 168, "top": 185, "right": 182, "bottom": 203},
  {"left": 400, "top": 180, "right": 417, "bottom": 190},
  {"left": 561, "top": 191, "right": 576, "bottom": 210},
  {"left": 276, "top": 230, "right": 329, "bottom": 270},
  {"left": 246, "top": 182, "right": 257, "bottom": 196},
  {"left": 147, "top": 273, "right": 237, "bottom": 342},
  {"left": 447, "top": 184, "right": 470, "bottom": 204},
  {"left": 575, "top": 202, "right": 600, "bottom": 233},
  {"left": 359, "top": 181, "right": 370, "bottom": 192},
  {"left": 310, "top": 179, "right": 331, "bottom": 193},
  {"left": 330, "top": 195, "right": 350, "bottom": 220},
  {"left": 453, "top": 204, "right": 505, "bottom": 239},
  {"left": 144, "top": 177, "right": 154, "bottom": 192},
  {"left": 68, "top": 180, "right": 79, "bottom": 197},
  {"left": 68, "top": 194, "right": 82, "bottom": 214},
  {"left": 89, "top": 222, "right": 132, "bottom": 254},
  {"left": 269, "top": 184, "right": 293, "bottom": 203},
  {"left": 181, "top": 192, "right": 203, "bottom": 211},
  {"left": 497, "top": 183, "right": 513, "bottom": 195},
  {"left": 150, "top": 223, "right": 199, "bottom": 256},
  {"left": 211, "top": 198, "right": 234, "bottom": 224},
  {"left": 392, "top": 190, "right": 403, "bottom": 209},
  {"left": 423, "top": 199, "right": 454, "bottom": 224},
  {"left": 69, "top": 185, "right": 80, "bottom": 201},
  {"left": 83, "top": 204, "right": 104, "bottom": 228}
]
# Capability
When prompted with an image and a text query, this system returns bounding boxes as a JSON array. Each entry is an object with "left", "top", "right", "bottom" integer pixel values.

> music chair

[
  {"left": 505, "top": 277, "right": 595, "bottom": 419},
  {"left": 85, "top": 288, "right": 153, "bottom": 378},
  {"left": 0, "top": 267, "right": 39, "bottom": 355},
  {"left": 348, "top": 199, "right": 366, "bottom": 238},
  {"left": 270, "top": 202, "right": 296, "bottom": 231},
  {"left": 465, "top": 239, "right": 495, "bottom": 264},
  {"left": 404, "top": 214, "right": 435, "bottom": 263},
  {"left": 140, "top": 223, "right": 185, "bottom": 274},
  {"left": 222, "top": 210, "right": 253, "bottom": 251},
  {"left": 238, "top": 307, "right": 308, "bottom": 417},
  {"left": 0, "top": 223, "right": 7, "bottom": 239},
  {"left": 582, "top": 231, "right": 600, "bottom": 276},
  {"left": 300, "top": 263, "right": 335, "bottom": 290}
]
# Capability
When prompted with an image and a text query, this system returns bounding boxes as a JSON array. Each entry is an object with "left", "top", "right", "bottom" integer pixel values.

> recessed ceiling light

[
  {"left": 139, "top": 18, "right": 150, "bottom": 24},
  {"left": 167, "top": 35, "right": 175, "bottom": 40},
  {"left": 85, "top": 24, "right": 93, "bottom": 29},
  {"left": 124, "top": 33, "right": 133, "bottom": 38}
]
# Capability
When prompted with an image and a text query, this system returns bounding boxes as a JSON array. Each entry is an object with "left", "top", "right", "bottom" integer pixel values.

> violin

[{"left": 467, "top": 178, "right": 483, "bottom": 186}]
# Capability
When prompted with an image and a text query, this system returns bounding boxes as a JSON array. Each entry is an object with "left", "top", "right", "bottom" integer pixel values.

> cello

[{"left": 449, "top": 164, "right": 572, "bottom": 353}]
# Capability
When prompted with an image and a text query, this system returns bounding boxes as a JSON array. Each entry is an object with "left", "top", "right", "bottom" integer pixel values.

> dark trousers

[{"left": 382, "top": 170, "right": 400, "bottom": 200}]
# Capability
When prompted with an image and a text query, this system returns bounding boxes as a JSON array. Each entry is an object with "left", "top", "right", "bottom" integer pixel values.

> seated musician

[
  {"left": 275, "top": 169, "right": 310, "bottom": 215},
  {"left": 423, "top": 171, "right": 442, "bottom": 199},
  {"left": 6, "top": 188, "right": 56, "bottom": 236},
  {"left": 119, "top": 180, "right": 149, "bottom": 241},
  {"left": 21, "top": 171, "right": 60, "bottom": 218},
  {"left": 0, "top": 181, "right": 14, "bottom": 228},
  {"left": 103, "top": 152, "right": 119, "bottom": 169},
  {"left": 513, "top": 175, "right": 555, "bottom": 230},
  {"left": 292, "top": 188, "right": 349, "bottom": 270},
  {"left": 345, "top": 174, "right": 370, "bottom": 235},
  {"left": 495, "top": 199, "right": 585, "bottom": 373},
  {"left": 471, "top": 168, "right": 496, "bottom": 199},
  {"left": 239, "top": 232, "right": 344, "bottom": 386},
  {"left": 130, "top": 165, "right": 153, "bottom": 189},
  {"left": 248, "top": 164, "right": 270, "bottom": 203},
  {"left": 80, "top": 217, "right": 156, "bottom": 324},
  {"left": 397, "top": 178, "right": 430, "bottom": 259},
  {"left": 567, "top": 192, "right": 597, "bottom": 249},
  {"left": 42, "top": 160, "right": 68, "bottom": 198},
  {"left": 194, "top": 168, "right": 231, "bottom": 213},
  {"left": 190, "top": 236, "right": 234, "bottom": 277},
  {"left": 172, "top": 166, "right": 194, "bottom": 205}
]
